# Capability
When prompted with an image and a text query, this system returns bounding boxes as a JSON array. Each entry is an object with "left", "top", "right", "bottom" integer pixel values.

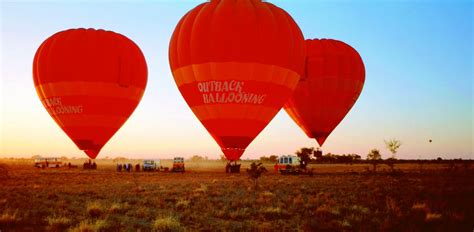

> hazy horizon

[{"left": 1, "top": 0, "right": 472, "bottom": 160}]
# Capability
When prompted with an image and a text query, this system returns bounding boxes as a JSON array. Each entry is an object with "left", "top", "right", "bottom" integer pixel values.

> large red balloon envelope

[
  {"left": 33, "top": 28, "right": 147, "bottom": 159},
  {"left": 284, "top": 39, "right": 365, "bottom": 146},
  {"left": 169, "top": 0, "right": 305, "bottom": 161}
]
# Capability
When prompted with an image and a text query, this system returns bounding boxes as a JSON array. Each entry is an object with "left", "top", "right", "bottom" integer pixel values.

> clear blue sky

[{"left": 1, "top": 0, "right": 472, "bottom": 159}]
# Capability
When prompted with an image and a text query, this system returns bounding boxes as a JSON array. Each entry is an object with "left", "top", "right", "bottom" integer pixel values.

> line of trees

[
  {"left": 259, "top": 148, "right": 363, "bottom": 164},
  {"left": 259, "top": 155, "right": 278, "bottom": 163}
]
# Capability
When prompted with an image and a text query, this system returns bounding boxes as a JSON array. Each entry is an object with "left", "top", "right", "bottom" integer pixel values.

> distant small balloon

[{"left": 429, "top": 139, "right": 432, "bottom": 143}]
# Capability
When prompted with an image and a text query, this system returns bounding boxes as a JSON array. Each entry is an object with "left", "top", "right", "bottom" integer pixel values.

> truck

[
  {"left": 34, "top": 157, "right": 64, "bottom": 168},
  {"left": 171, "top": 157, "right": 185, "bottom": 172},
  {"left": 276, "top": 155, "right": 306, "bottom": 175},
  {"left": 143, "top": 159, "right": 159, "bottom": 171}
]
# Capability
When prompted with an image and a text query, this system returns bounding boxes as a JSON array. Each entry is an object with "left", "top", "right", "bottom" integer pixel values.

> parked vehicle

[
  {"left": 171, "top": 157, "right": 185, "bottom": 172},
  {"left": 143, "top": 159, "right": 159, "bottom": 171},
  {"left": 276, "top": 155, "right": 304, "bottom": 175},
  {"left": 34, "top": 157, "right": 64, "bottom": 168}
]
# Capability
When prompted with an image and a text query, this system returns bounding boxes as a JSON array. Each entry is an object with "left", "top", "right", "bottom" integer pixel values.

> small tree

[
  {"left": 247, "top": 162, "right": 267, "bottom": 189},
  {"left": 367, "top": 149, "right": 382, "bottom": 172},
  {"left": 314, "top": 148, "right": 323, "bottom": 160},
  {"left": 220, "top": 154, "right": 227, "bottom": 163},
  {"left": 296, "top": 147, "right": 314, "bottom": 169},
  {"left": 268, "top": 155, "right": 278, "bottom": 163},
  {"left": 113, "top": 157, "right": 127, "bottom": 163},
  {"left": 385, "top": 139, "right": 401, "bottom": 172},
  {"left": 385, "top": 139, "right": 401, "bottom": 159},
  {"left": 351, "top": 154, "right": 362, "bottom": 163},
  {"left": 259, "top": 155, "right": 278, "bottom": 163},
  {"left": 190, "top": 155, "right": 205, "bottom": 162}
]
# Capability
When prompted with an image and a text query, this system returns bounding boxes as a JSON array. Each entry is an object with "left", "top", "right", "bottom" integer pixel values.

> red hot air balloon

[
  {"left": 33, "top": 28, "right": 147, "bottom": 159},
  {"left": 169, "top": 0, "right": 305, "bottom": 161},
  {"left": 284, "top": 39, "right": 365, "bottom": 146}
]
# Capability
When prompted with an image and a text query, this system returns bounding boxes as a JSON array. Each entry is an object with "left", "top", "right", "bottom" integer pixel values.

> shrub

[
  {"left": 193, "top": 184, "right": 208, "bottom": 194},
  {"left": 247, "top": 162, "right": 267, "bottom": 189},
  {"left": 175, "top": 199, "right": 190, "bottom": 210},
  {"left": 108, "top": 203, "right": 122, "bottom": 214},
  {"left": 69, "top": 219, "right": 109, "bottom": 232},
  {"left": 260, "top": 191, "right": 274, "bottom": 197},
  {"left": 261, "top": 207, "right": 281, "bottom": 220},
  {"left": 152, "top": 216, "right": 183, "bottom": 232},
  {"left": 86, "top": 201, "right": 103, "bottom": 218},
  {"left": 411, "top": 202, "right": 430, "bottom": 214},
  {"left": 425, "top": 213, "right": 442, "bottom": 222}
]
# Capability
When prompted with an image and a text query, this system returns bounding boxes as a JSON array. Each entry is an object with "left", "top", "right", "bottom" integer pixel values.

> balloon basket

[{"left": 225, "top": 162, "right": 241, "bottom": 173}]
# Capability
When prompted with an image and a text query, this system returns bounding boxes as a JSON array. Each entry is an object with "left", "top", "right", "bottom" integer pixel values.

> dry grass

[
  {"left": 69, "top": 219, "right": 109, "bottom": 232},
  {"left": 46, "top": 215, "right": 71, "bottom": 230},
  {"left": 0, "top": 210, "right": 19, "bottom": 224},
  {"left": 0, "top": 159, "right": 472, "bottom": 231},
  {"left": 86, "top": 201, "right": 103, "bottom": 218},
  {"left": 153, "top": 216, "right": 183, "bottom": 232}
]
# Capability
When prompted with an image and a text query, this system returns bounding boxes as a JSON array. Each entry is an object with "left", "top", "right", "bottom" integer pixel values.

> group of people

[
  {"left": 117, "top": 163, "right": 140, "bottom": 172},
  {"left": 83, "top": 160, "right": 97, "bottom": 169}
]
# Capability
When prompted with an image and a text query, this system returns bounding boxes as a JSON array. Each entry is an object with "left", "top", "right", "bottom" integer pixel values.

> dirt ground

[{"left": 0, "top": 159, "right": 473, "bottom": 231}]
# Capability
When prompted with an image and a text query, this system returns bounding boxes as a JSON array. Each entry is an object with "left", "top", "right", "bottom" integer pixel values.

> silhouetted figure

[
  {"left": 226, "top": 163, "right": 230, "bottom": 173},
  {"left": 92, "top": 162, "right": 97, "bottom": 169},
  {"left": 135, "top": 164, "right": 140, "bottom": 172},
  {"left": 117, "top": 163, "right": 122, "bottom": 172}
]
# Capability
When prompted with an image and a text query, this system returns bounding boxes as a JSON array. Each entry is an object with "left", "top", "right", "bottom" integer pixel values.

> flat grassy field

[{"left": 0, "top": 159, "right": 473, "bottom": 231}]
